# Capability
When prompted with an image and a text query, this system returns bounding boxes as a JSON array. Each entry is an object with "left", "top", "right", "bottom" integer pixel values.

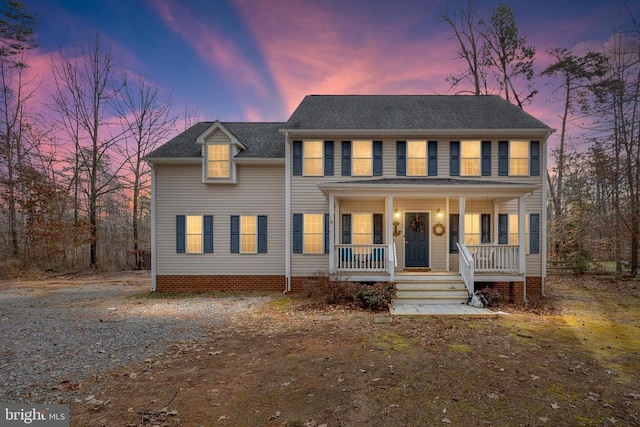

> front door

[{"left": 405, "top": 212, "right": 429, "bottom": 267}]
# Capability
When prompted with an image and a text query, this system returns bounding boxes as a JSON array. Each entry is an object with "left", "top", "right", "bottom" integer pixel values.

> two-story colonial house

[{"left": 146, "top": 95, "right": 554, "bottom": 307}]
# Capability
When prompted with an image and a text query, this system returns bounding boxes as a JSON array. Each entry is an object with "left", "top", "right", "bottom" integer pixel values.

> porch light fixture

[
  {"left": 393, "top": 209, "right": 402, "bottom": 236},
  {"left": 436, "top": 208, "right": 443, "bottom": 219}
]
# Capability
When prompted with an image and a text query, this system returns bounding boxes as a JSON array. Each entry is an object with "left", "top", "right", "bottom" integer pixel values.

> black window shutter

[
  {"left": 230, "top": 215, "right": 240, "bottom": 253},
  {"left": 373, "top": 141, "right": 383, "bottom": 176},
  {"left": 498, "top": 214, "right": 509, "bottom": 244},
  {"left": 293, "top": 214, "right": 303, "bottom": 254},
  {"left": 324, "top": 213, "right": 330, "bottom": 254},
  {"left": 498, "top": 141, "right": 509, "bottom": 176},
  {"left": 324, "top": 140, "right": 334, "bottom": 176},
  {"left": 450, "top": 141, "right": 460, "bottom": 176},
  {"left": 204, "top": 215, "right": 213, "bottom": 253},
  {"left": 450, "top": 214, "right": 459, "bottom": 253},
  {"left": 373, "top": 214, "right": 383, "bottom": 244},
  {"left": 428, "top": 141, "right": 438, "bottom": 176},
  {"left": 341, "top": 141, "right": 351, "bottom": 176},
  {"left": 481, "top": 213, "right": 491, "bottom": 243},
  {"left": 341, "top": 214, "right": 352, "bottom": 244},
  {"left": 530, "top": 214, "right": 540, "bottom": 254},
  {"left": 176, "top": 215, "right": 185, "bottom": 253},
  {"left": 257, "top": 215, "right": 267, "bottom": 253},
  {"left": 396, "top": 141, "right": 406, "bottom": 176},
  {"left": 530, "top": 141, "right": 540, "bottom": 176},
  {"left": 292, "top": 141, "right": 302, "bottom": 176},
  {"left": 481, "top": 141, "right": 491, "bottom": 176}
]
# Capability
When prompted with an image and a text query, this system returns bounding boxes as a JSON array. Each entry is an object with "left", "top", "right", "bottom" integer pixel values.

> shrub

[
  {"left": 306, "top": 271, "right": 359, "bottom": 305},
  {"left": 357, "top": 282, "right": 396, "bottom": 311}
]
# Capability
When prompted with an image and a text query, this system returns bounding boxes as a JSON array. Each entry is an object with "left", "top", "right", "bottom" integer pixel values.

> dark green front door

[{"left": 405, "top": 213, "right": 429, "bottom": 267}]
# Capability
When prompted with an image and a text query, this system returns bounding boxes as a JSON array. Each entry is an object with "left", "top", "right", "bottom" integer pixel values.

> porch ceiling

[{"left": 318, "top": 177, "right": 538, "bottom": 198}]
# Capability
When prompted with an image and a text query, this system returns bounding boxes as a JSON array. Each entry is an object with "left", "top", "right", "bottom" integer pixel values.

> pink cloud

[
  {"left": 232, "top": 0, "right": 457, "bottom": 115},
  {"left": 151, "top": 0, "right": 267, "bottom": 98}
]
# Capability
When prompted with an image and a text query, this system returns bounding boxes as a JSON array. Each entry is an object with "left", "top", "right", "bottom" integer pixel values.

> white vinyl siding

[{"left": 155, "top": 163, "right": 285, "bottom": 275}]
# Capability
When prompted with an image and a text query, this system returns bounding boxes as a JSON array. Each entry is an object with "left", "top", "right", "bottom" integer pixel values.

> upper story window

[
  {"left": 207, "top": 144, "right": 230, "bottom": 178},
  {"left": 407, "top": 140, "right": 426, "bottom": 176},
  {"left": 461, "top": 140, "right": 481, "bottom": 176},
  {"left": 509, "top": 141, "right": 529, "bottom": 176},
  {"left": 498, "top": 140, "right": 540, "bottom": 177},
  {"left": 303, "top": 213, "right": 324, "bottom": 254},
  {"left": 303, "top": 140, "right": 323, "bottom": 176},
  {"left": 352, "top": 140, "right": 372, "bottom": 176}
]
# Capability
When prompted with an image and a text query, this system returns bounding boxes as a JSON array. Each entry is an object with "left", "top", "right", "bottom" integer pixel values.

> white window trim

[
  {"left": 186, "top": 215, "right": 204, "bottom": 254},
  {"left": 240, "top": 215, "right": 258, "bottom": 254},
  {"left": 407, "top": 140, "right": 427, "bottom": 177},
  {"left": 509, "top": 140, "right": 529, "bottom": 177},
  {"left": 352, "top": 140, "right": 373, "bottom": 177},
  {"left": 303, "top": 213, "right": 324, "bottom": 254},
  {"left": 303, "top": 140, "right": 324, "bottom": 177},
  {"left": 460, "top": 140, "right": 481, "bottom": 177}
]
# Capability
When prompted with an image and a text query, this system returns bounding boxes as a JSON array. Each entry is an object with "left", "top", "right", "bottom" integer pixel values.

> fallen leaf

[
  {"left": 442, "top": 418, "right": 452, "bottom": 424},
  {"left": 538, "top": 417, "right": 549, "bottom": 423},
  {"left": 551, "top": 403, "right": 560, "bottom": 409}
]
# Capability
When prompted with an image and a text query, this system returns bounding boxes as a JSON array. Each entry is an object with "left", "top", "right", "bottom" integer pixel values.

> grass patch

[
  {"left": 448, "top": 344, "right": 472, "bottom": 353},
  {"left": 368, "top": 332, "right": 414, "bottom": 352}
]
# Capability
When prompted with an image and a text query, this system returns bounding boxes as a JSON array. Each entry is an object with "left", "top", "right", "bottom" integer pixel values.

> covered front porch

[{"left": 319, "top": 178, "right": 537, "bottom": 296}]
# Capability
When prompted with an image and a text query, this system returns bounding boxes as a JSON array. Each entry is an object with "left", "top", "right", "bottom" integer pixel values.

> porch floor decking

[{"left": 390, "top": 302, "right": 499, "bottom": 317}]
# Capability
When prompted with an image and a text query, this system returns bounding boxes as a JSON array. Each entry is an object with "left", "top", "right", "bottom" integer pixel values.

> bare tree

[
  {"left": 0, "top": 0, "right": 37, "bottom": 256},
  {"left": 441, "top": 0, "right": 487, "bottom": 95},
  {"left": 49, "top": 33, "right": 126, "bottom": 268},
  {"left": 541, "top": 48, "right": 608, "bottom": 257},
  {"left": 116, "top": 74, "right": 175, "bottom": 269},
  {"left": 480, "top": 5, "right": 537, "bottom": 107}
]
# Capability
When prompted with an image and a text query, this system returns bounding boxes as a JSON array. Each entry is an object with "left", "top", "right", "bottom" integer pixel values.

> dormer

[{"left": 196, "top": 121, "right": 246, "bottom": 184}]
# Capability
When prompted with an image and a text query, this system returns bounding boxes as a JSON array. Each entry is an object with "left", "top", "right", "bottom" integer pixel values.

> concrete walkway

[{"left": 390, "top": 302, "right": 500, "bottom": 317}]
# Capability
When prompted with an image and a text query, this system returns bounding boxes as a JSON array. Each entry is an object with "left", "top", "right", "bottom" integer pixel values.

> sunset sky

[{"left": 26, "top": 0, "right": 635, "bottom": 149}]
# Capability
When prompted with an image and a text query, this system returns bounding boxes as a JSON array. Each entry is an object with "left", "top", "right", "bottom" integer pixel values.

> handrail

[
  {"left": 457, "top": 243, "right": 474, "bottom": 297},
  {"left": 335, "top": 244, "right": 387, "bottom": 271}
]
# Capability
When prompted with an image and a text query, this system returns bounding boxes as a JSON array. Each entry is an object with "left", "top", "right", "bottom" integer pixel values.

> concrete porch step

[{"left": 390, "top": 302, "right": 498, "bottom": 317}]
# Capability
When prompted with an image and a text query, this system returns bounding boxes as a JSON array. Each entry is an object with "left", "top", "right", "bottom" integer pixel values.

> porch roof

[{"left": 318, "top": 177, "right": 538, "bottom": 198}]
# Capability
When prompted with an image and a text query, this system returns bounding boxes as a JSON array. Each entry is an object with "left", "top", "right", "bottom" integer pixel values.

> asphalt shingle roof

[
  {"left": 285, "top": 95, "right": 552, "bottom": 130},
  {"left": 146, "top": 121, "right": 286, "bottom": 159}
]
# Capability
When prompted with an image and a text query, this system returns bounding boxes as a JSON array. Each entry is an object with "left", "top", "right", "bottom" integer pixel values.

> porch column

[
  {"left": 329, "top": 194, "right": 335, "bottom": 272},
  {"left": 386, "top": 195, "right": 394, "bottom": 281},
  {"left": 459, "top": 196, "right": 466, "bottom": 247},
  {"left": 445, "top": 197, "right": 450, "bottom": 271},
  {"left": 518, "top": 196, "right": 526, "bottom": 274},
  {"left": 493, "top": 203, "right": 500, "bottom": 244}
]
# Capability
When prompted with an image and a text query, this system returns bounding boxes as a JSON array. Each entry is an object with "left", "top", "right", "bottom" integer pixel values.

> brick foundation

[
  {"left": 156, "top": 275, "right": 287, "bottom": 292},
  {"left": 475, "top": 277, "right": 542, "bottom": 304}
]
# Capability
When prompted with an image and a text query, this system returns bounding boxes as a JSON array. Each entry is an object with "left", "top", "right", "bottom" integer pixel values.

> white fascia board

[
  {"left": 318, "top": 183, "right": 539, "bottom": 198},
  {"left": 196, "top": 121, "right": 247, "bottom": 150},
  {"left": 233, "top": 158, "right": 285, "bottom": 165},
  {"left": 280, "top": 128, "right": 555, "bottom": 138},
  {"left": 145, "top": 157, "right": 201, "bottom": 165}
]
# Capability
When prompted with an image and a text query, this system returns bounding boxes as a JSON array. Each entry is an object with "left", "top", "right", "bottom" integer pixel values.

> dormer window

[
  {"left": 197, "top": 122, "right": 245, "bottom": 184},
  {"left": 207, "top": 144, "right": 230, "bottom": 178}
]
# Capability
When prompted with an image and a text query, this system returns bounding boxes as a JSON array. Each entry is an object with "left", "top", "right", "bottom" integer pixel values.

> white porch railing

[
  {"left": 335, "top": 244, "right": 387, "bottom": 271},
  {"left": 467, "top": 244, "right": 519, "bottom": 273},
  {"left": 457, "top": 243, "right": 474, "bottom": 297}
]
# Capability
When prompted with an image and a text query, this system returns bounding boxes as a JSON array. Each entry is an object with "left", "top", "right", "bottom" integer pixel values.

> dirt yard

[{"left": 1, "top": 272, "right": 638, "bottom": 426}]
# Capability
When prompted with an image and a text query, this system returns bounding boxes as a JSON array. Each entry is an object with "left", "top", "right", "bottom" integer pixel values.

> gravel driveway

[{"left": 0, "top": 272, "right": 269, "bottom": 404}]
